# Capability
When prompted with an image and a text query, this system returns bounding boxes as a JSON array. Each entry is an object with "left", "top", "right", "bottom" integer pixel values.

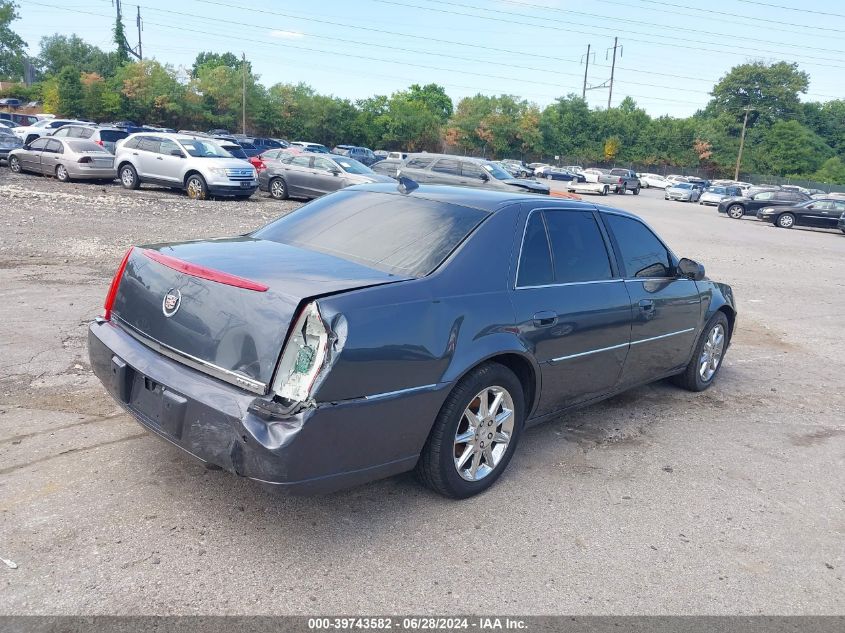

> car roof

[
  {"left": 348, "top": 183, "right": 639, "bottom": 217},
  {"left": 125, "top": 132, "right": 216, "bottom": 142}
]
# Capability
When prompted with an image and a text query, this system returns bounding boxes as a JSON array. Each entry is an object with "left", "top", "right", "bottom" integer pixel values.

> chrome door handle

[
  {"left": 532, "top": 311, "right": 557, "bottom": 327},
  {"left": 156, "top": 156, "right": 163, "bottom": 160}
]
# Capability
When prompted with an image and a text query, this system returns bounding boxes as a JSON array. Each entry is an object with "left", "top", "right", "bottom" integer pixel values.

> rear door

[
  {"left": 135, "top": 137, "right": 162, "bottom": 177},
  {"left": 602, "top": 212, "right": 702, "bottom": 387},
  {"left": 511, "top": 206, "right": 632, "bottom": 415}
]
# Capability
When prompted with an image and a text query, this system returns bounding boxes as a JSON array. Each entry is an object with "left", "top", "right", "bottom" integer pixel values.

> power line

[{"left": 737, "top": 0, "right": 845, "bottom": 18}]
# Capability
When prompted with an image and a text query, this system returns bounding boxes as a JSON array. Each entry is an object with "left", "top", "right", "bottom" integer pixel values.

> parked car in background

[
  {"left": 8, "top": 137, "right": 116, "bottom": 182},
  {"left": 686, "top": 177, "right": 711, "bottom": 189},
  {"left": 639, "top": 173, "right": 671, "bottom": 189},
  {"left": 813, "top": 191, "right": 845, "bottom": 200},
  {"left": 248, "top": 137, "right": 285, "bottom": 151},
  {"left": 332, "top": 145, "right": 378, "bottom": 166},
  {"left": 0, "top": 119, "right": 16, "bottom": 129},
  {"left": 216, "top": 140, "right": 250, "bottom": 161},
  {"left": 0, "top": 127, "right": 23, "bottom": 162},
  {"left": 13, "top": 119, "right": 92, "bottom": 145},
  {"left": 501, "top": 159, "right": 532, "bottom": 178},
  {"left": 780, "top": 184, "right": 811, "bottom": 196},
  {"left": 718, "top": 189, "right": 810, "bottom": 219},
  {"left": 386, "top": 151, "right": 407, "bottom": 161},
  {"left": 0, "top": 98, "right": 22, "bottom": 108},
  {"left": 699, "top": 185, "right": 741, "bottom": 206},
  {"left": 290, "top": 141, "right": 330, "bottom": 153},
  {"left": 838, "top": 214, "right": 845, "bottom": 234},
  {"left": 582, "top": 168, "right": 627, "bottom": 192},
  {"left": 0, "top": 112, "right": 39, "bottom": 127},
  {"left": 756, "top": 198, "right": 845, "bottom": 230},
  {"left": 666, "top": 174, "right": 688, "bottom": 183},
  {"left": 665, "top": 182, "right": 702, "bottom": 202},
  {"left": 114, "top": 133, "right": 257, "bottom": 199},
  {"left": 398, "top": 154, "right": 549, "bottom": 195},
  {"left": 259, "top": 151, "right": 392, "bottom": 200},
  {"left": 50, "top": 124, "right": 129, "bottom": 154},
  {"left": 88, "top": 184, "right": 736, "bottom": 497},
  {"left": 543, "top": 168, "right": 586, "bottom": 182},
  {"left": 608, "top": 169, "right": 641, "bottom": 194},
  {"left": 370, "top": 158, "right": 402, "bottom": 178}
]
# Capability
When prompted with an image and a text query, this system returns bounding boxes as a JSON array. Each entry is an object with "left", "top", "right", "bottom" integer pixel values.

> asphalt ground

[{"left": 1, "top": 171, "right": 843, "bottom": 614}]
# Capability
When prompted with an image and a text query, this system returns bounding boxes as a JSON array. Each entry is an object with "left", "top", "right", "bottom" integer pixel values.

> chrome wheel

[
  {"left": 727, "top": 204, "right": 744, "bottom": 219},
  {"left": 777, "top": 213, "right": 795, "bottom": 228},
  {"left": 56, "top": 165, "right": 68, "bottom": 182},
  {"left": 186, "top": 176, "right": 206, "bottom": 200},
  {"left": 699, "top": 323, "right": 725, "bottom": 382},
  {"left": 270, "top": 178, "right": 287, "bottom": 199},
  {"left": 9, "top": 156, "right": 20, "bottom": 173},
  {"left": 453, "top": 386, "right": 515, "bottom": 482}
]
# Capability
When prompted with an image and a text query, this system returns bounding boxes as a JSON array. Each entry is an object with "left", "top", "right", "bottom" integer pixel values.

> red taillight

[
  {"left": 103, "top": 247, "right": 134, "bottom": 320},
  {"left": 142, "top": 249, "right": 269, "bottom": 292},
  {"left": 95, "top": 140, "right": 104, "bottom": 146}
]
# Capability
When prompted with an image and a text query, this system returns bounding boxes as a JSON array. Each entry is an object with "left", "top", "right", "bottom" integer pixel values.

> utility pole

[
  {"left": 242, "top": 52, "right": 247, "bottom": 135},
  {"left": 136, "top": 6, "right": 143, "bottom": 60},
  {"left": 113, "top": 0, "right": 142, "bottom": 60},
  {"left": 734, "top": 106, "right": 754, "bottom": 181},
  {"left": 581, "top": 44, "right": 591, "bottom": 100},
  {"left": 606, "top": 37, "right": 622, "bottom": 109}
]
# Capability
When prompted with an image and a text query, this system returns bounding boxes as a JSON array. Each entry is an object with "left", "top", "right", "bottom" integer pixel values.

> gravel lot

[{"left": 1, "top": 171, "right": 843, "bottom": 615}]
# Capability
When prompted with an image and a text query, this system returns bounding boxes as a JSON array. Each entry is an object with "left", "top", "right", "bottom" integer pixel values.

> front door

[
  {"left": 602, "top": 213, "right": 702, "bottom": 388},
  {"left": 311, "top": 156, "right": 344, "bottom": 196},
  {"left": 511, "top": 206, "right": 632, "bottom": 416},
  {"left": 150, "top": 138, "right": 184, "bottom": 183},
  {"left": 20, "top": 137, "right": 48, "bottom": 172}
]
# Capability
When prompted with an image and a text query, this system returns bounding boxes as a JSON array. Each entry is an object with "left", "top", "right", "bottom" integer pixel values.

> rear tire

[
  {"left": 776, "top": 213, "right": 795, "bottom": 229},
  {"left": 617, "top": 185, "right": 626, "bottom": 195},
  {"left": 55, "top": 164, "right": 70, "bottom": 182},
  {"left": 119, "top": 164, "right": 140, "bottom": 190},
  {"left": 9, "top": 155, "right": 21, "bottom": 173},
  {"left": 633, "top": 186, "right": 640, "bottom": 195},
  {"left": 416, "top": 363, "right": 525, "bottom": 499},
  {"left": 671, "top": 312, "right": 730, "bottom": 392},
  {"left": 727, "top": 204, "right": 745, "bottom": 219},
  {"left": 185, "top": 174, "right": 208, "bottom": 200}
]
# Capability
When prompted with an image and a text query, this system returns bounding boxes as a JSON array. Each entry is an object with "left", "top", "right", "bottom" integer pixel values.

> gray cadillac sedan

[{"left": 89, "top": 183, "right": 736, "bottom": 498}]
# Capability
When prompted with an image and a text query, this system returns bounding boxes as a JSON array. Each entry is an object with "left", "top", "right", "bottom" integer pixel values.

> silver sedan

[
  {"left": 664, "top": 182, "right": 702, "bottom": 202},
  {"left": 8, "top": 137, "right": 116, "bottom": 182}
]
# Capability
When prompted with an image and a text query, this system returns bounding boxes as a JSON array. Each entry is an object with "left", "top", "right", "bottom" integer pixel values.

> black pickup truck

[{"left": 608, "top": 168, "right": 641, "bottom": 195}]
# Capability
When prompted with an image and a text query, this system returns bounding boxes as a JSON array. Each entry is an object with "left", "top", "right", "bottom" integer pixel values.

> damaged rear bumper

[{"left": 88, "top": 320, "right": 447, "bottom": 494}]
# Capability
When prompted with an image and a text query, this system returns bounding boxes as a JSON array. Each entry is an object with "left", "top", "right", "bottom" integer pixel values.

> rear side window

[
  {"left": 544, "top": 210, "right": 612, "bottom": 283},
  {"left": 605, "top": 214, "right": 672, "bottom": 278},
  {"left": 123, "top": 137, "right": 140, "bottom": 149},
  {"left": 138, "top": 138, "right": 160, "bottom": 153},
  {"left": 517, "top": 212, "right": 553, "bottom": 287},
  {"left": 406, "top": 157, "right": 433, "bottom": 169},
  {"left": 99, "top": 130, "right": 128, "bottom": 143},
  {"left": 252, "top": 190, "right": 488, "bottom": 277},
  {"left": 432, "top": 159, "right": 459, "bottom": 175}
]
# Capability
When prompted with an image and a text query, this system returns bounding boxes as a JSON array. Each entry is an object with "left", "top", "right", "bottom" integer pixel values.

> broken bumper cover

[{"left": 88, "top": 320, "right": 447, "bottom": 494}]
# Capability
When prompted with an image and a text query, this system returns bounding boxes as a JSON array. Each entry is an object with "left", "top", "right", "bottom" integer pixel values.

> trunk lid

[{"left": 112, "top": 237, "right": 409, "bottom": 393}]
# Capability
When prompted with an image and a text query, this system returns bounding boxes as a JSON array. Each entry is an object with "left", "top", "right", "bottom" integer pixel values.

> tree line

[{"left": 1, "top": 1, "right": 844, "bottom": 183}]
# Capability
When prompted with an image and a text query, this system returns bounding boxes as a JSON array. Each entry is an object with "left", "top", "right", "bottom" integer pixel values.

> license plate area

[
  {"left": 239, "top": 181, "right": 252, "bottom": 188},
  {"left": 115, "top": 356, "right": 188, "bottom": 439}
]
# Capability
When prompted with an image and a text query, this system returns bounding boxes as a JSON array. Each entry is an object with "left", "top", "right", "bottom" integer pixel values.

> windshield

[
  {"left": 179, "top": 139, "right": 232, "bottom": 158},
  {"left": 335, "top": 158, "right": 373, "bottom": 175},
  {"left": 483, "top": 162, "right": 513, "bottom": 180},
  {"left": 252, "top": 190, "right": 489, "bottom": 277},
  {"left": 674, "top": 183, "right": 693, "bottom": 189}
]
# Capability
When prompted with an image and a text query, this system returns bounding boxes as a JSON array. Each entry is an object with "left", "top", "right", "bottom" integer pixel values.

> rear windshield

[
  {"left": 99, "top": 130, "right": 128, "bottom": 142},
  {"left": 222, "top": 144, "right": 247, "bottom": 159},
  {"left": 252, "top": 190, "right": 489, "bottom": 277},
  {"left": 67, "top": 140, "right": 108, "bottom": 153}
]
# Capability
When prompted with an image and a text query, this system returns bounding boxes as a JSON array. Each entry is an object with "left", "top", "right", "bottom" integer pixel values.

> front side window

[
  {"left": 544, "top": 210, "right": 613, "bottom": 284},
  {"left": 461, "top": 162, "right": 485, "bottom": 179},
  {"left": 516, "top": 212, "right": 553, "bottom": 287},
  {"left": 605, "top": 214, "right": 672, "bottom": 279},
  {"left": 753, "top": 192, "right": 774, "bottom": 201},
  {"left": 406, "top": 157, "right": 433, "bottom": 169},
  {"left": 29, "top": 138, "right": 49, "bottom": 151},
  {"left": 313, "top": 157, "right": 337, "bottom": 172},
  {"left": 159, "top": 139, "right": 182, "bottom": 155}
]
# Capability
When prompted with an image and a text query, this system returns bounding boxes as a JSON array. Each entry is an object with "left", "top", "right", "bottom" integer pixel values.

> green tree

[
  {"left": 191, "top": 51, "right": 249, "bottom": 78},
  {"left": 116, "top": 60, "right": 190, "bottom": 127},
  {"left": 37, "top": 34, "right": 121, "bottom": 78},
  {"left": 812, "top": 157, "right": 845, "bottom": 185},
  {"left": 757, "top": 120, "right": 831, "bottom": 176},
  {"left": 539, "top": 95, "right": 596, "bottom": 161},
  {"left": 56, "top": 66, "right": 84, "bottom": 117},
  {"left": 113, "top": 13, "right": 130, "bottom": 63},
  {"left": 407, "top": 83, "right": 452, "bottom": 123},
  {"left": 0, "top": 1, "right": 26, "bottom": 81},
  {"left": 707, "top": 61, "right": 809, "bottom": 127}
]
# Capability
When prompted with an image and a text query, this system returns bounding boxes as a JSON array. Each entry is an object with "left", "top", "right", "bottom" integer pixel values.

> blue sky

[{"left": 12, "top": 0, "right": 845, "bottom": 117}]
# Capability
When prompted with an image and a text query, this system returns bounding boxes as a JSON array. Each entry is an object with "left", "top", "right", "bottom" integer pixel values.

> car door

[
  {"left": 459, "top": 161, "right": 489, "bottom": 188},
  {"left": 511, "top": 206, "right": 633, "bottom": 416},
  {"left": 19, "top": 137, "right": 48, "bottom": 171},
  {"left": 150, "top": 138, "right": 184, "bottom": 183},
  {"left": 602, "top": 213, "right": 702, "bottom": 387},
  {"left": 134, "top": 137, "right": 162, "bottom": 178},
  {"left": 40, "top": 139, "right": 64, "bottom": 175},
  {"left": 284, "top": 155, "right": 313, "bottom": 197},
  {"left": 311, "top": 156, "right": 344, "bottom": 195}
]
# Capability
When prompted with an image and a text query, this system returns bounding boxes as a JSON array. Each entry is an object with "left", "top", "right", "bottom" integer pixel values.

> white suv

[
  {"left": 114, "top": 133, "right": 257, "bottom": 199},
  {"left": 14, "top": 119, "right": 91, "bottom": 145}
]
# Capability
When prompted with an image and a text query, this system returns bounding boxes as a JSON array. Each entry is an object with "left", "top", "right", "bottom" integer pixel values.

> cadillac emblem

[{"left": 162, "top": 289, "right": 182, "bottom": 317}]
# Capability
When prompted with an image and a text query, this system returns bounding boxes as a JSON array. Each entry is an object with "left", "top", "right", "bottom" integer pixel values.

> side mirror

[
  {"left": 331, "top": 168, "right": 341, "bottom": 176},
  {"left": 677, "top": 257, "right": 705, "bottom": 281},
  {"left": 22, "top": 144, "right": 30, "bottom": 150},
  {"left": 170, "top": 149, "right": 184, "bottom": 157},
  {"left": 480, "top": 172, "right": 490, "bottom": 181}
]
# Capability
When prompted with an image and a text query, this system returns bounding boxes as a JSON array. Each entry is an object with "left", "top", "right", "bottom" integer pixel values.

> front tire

[
  {"left": 269, "top": 177, "right": 289, "bottom": 200},
  {"left": 55, "top": 165, "right": 70, "bottom": 182},
  {"left": 601, "top": 186, "right": 608, "bottom": 196},
  {"left": 632, "top": 186, "right": 640, "bottom": 195},
  {"left": 416, "top": 363, "right": 525, "bottom": 498},
  {"left": 185, "top": 174, "right": 208, "bottom": 200},
  {"left": 9, "top": 156, "right": 21, "bottom": 173},
  {"left": 776, "top": 213, "right": 795, "bottom": 229},
  {"left": 727, "top": 204, "right": 745, "bottom": 219},
  {"left": 119, "top": 164, "right": 140, "bottom": 190},
  {"left": 671, "top": 312, "right": 729, "bottom": 392}
]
